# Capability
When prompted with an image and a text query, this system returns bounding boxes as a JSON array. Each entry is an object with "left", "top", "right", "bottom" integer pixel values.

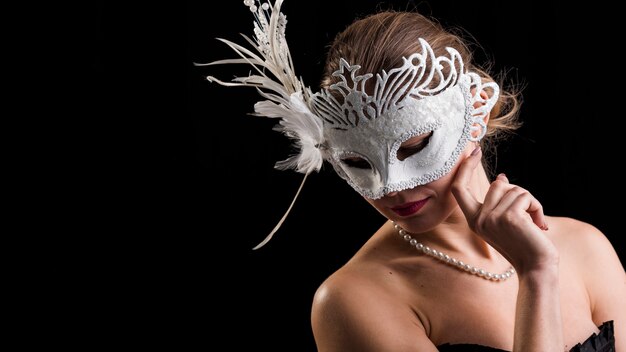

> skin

[{"left": 311, "top": 135, "right": 626, "bottom": 351}]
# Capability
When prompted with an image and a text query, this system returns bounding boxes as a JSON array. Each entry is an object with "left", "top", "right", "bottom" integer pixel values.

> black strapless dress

[{"left": 437, "top": 321, "right": 614, "bottom": 352}]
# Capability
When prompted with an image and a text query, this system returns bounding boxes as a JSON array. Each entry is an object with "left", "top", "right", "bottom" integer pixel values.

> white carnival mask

[
  {"left": 313, "top": 46, "right": 498, "bottom": 199},
  {"left": 198, "top": 0, "right": 498, "bottom": 246}
]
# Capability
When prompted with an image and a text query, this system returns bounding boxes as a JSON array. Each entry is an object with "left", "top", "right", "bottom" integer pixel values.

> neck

[
  {"left": 423, "top": 210, "right": 495, "bottom": 259},
  {"left": 396, "top": 164, "right": 499, "bottom": 261}
]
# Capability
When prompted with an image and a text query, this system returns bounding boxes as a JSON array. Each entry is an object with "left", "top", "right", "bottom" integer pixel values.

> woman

[{"left": 199, "top": 1, "right": 624, "bottom": 350}]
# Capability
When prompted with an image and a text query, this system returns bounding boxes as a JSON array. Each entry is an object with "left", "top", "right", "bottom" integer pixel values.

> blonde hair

[{"left": 320, "top": 11, "right": 521, "bottom": 170}]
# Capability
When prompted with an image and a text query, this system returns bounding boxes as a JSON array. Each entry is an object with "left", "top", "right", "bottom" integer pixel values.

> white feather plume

[
  {"left": 195, "top": 0, "right": 324, "bottom": 249},
  {"left": 196, "top": 0, "right": 324, "bottom": 175}
]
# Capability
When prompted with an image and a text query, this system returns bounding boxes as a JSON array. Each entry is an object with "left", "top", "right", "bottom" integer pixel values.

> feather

[
  {"left": 271, "top": 93, "right": 323, "bottom": 174},
  {"left": 252, "top": 174, "right": 308, "bottom": 250},
  {"left": 199, "top": 0, "right": 324, "bottom": 175},
  {"left": 198, "top": 0, "right": 326, "bottom": 248}
]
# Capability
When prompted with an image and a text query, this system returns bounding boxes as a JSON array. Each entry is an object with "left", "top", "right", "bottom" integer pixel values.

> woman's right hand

[{"left": 451, "top": 146, "right": 559, "bottom": 274}]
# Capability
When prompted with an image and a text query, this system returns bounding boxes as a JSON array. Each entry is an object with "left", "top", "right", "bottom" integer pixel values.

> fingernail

[
  {"left": 542, "top": 224, "right": 549, "bottom": 231},
  {"left": 471, "top": 146, "right": 481, "bottom": 156}
]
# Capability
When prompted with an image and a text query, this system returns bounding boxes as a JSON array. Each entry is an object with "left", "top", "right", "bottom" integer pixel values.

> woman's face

[{"left": 364, "top": 136, "right": 475, "bottom": 234}]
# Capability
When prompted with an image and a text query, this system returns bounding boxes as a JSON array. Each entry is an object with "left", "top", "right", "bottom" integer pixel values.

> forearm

[{"left": 513, "top": 266, "right": 563, "bottom": 352}]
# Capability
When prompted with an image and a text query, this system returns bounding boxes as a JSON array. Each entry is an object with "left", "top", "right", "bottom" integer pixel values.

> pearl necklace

[{"left": 394, "top": 222, "right": 515, "bottom": 282}]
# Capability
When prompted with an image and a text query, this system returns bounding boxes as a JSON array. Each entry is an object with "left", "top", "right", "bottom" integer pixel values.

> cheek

[
  {"left": 425, "top": 166, "right": 457, "bottom": 194},
  {"left": 418, "top": 158, "right": 465, "bottom": 206},
  {"left": 437, "top": 145, "right": 475, "bottom": 188},
  {"left": 364, "top": 197, "right": 396, "bottom": 219}
]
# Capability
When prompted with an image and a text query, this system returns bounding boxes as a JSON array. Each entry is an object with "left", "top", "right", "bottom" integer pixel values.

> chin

[
  {"left": 394, "top": 217, "right": 439, "bottom": 234},
  {"left": 390, "top": 202, "right": 455, "bottom": 234},
  {"left": 396, "top": 219, "right": 440, "bottom": 234}
]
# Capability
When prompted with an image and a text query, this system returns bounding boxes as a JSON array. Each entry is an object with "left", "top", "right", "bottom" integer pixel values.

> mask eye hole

[
  {"left": 341, "top": 157, "right": 372, "bottom": 170},
  {"left": 397, "top": 131, "right": 433, "bottom": 161}
]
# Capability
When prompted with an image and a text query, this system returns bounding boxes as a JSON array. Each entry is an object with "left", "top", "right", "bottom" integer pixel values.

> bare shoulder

[
  {"left": 546, "top": 216, "right": 618, "bottom": 258},
  {"left": 548, "top": 216, "right": 625, "bottom": 342},
  {"left": 546, "top": 216, "right": 623, "bottom": 278},
  {"left": 311, "top": 267, "right": 378, "bottom": 324},
  {"left": 311, "top": 266, "right": 397, "bottom": 334},
  {"left": 312, "top": 264, "right": 392, "bottom": 320},
  {"left": 546, "top": 215, "right": 624, "bottom": 282},
  {"left": 311, "top": 265, "right": 436, "bottom": 352}
]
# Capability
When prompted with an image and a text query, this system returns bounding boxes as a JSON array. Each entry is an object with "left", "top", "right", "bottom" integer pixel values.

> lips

[{"left": 391, "top": 198, "right": 430, "bottom": 217}]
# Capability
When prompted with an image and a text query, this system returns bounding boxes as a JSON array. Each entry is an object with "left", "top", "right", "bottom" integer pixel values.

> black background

[{"left": 83, "top": 0, "right": 626, "bottom": 349}]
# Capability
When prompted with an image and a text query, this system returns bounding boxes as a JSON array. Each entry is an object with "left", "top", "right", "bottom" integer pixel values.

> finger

[
  {"left": 525, "top": 194, "right": 548, "bottom": 231},
  {"left": 451, "top": 146, "right": 483, "bottom": 219},
  {"left": 482, "top": 173, "right": 514, "bottom": 212},
  {"left": 494, "top": 187, "right": 548, "bottom": 231},
  {"left": 490, "top": 175, "right": 549, "bottom": 231},
  {"left": 491, "top": 186, "right": 526, "bottom": 214}
]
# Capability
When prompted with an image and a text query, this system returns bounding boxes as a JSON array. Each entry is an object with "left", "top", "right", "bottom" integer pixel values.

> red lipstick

[{"left": 391, "top": 198, "right": 430, "bottom": 217}]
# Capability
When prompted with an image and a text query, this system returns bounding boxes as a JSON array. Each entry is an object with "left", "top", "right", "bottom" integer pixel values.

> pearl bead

[{"left": 391, "top": 222, "right": 514, "bottom": 282}]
